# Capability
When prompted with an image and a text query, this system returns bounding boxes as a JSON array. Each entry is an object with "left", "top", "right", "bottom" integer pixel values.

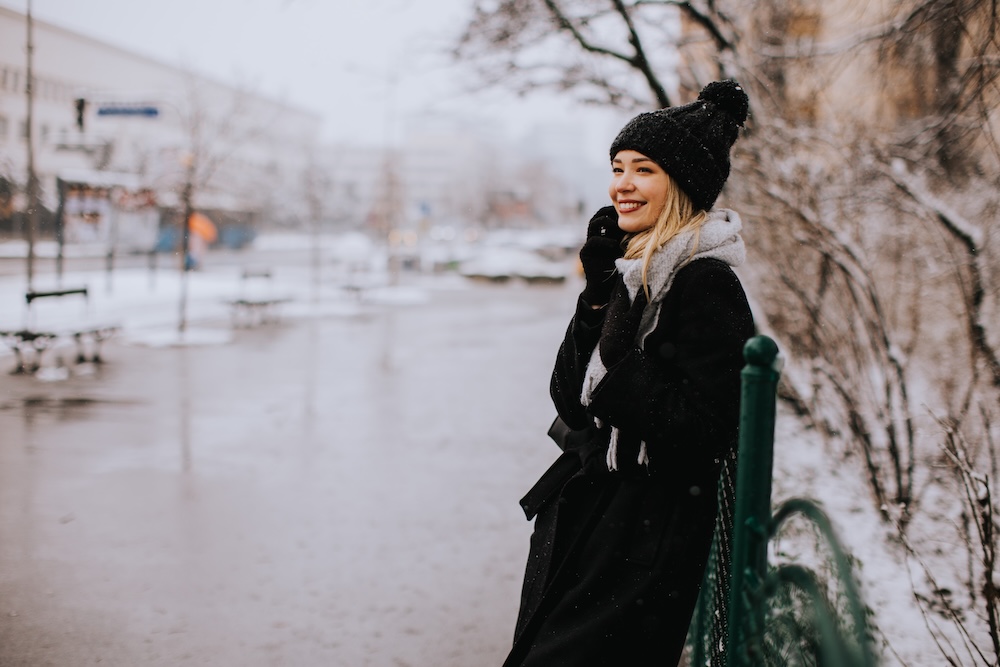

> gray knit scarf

[{"left": 580, "top": 208, "right": 746, "bottom": 470}]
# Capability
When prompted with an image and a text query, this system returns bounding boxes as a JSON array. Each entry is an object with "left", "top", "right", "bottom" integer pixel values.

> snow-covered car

[{"left": 458, "top": 246, "right": 569, "bottom": 284}]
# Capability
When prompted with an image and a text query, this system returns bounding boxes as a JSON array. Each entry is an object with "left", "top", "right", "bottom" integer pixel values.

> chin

[{"left": 619, "top": 220, "right": 654, "bottom": 234}]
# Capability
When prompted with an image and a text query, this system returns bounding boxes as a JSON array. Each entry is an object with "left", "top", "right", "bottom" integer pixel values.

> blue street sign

[{"left": 97, "top": 105, "right": 159, "bottom": 117}]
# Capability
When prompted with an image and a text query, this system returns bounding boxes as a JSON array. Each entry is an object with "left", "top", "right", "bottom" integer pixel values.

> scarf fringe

[
  {"left": 603, "top": 424, "right": 650, "bottom": 471},
  {"left": 606, "top": 426, "right": 620, "bottom": 471}
]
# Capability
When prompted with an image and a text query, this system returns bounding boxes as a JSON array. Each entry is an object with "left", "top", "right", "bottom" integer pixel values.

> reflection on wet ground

[
  {"left": 0, "top": 277, "right": 576, "bottom": 666},
  {"left": 0, "top": 396, "right": 141, "bottom": 417}
]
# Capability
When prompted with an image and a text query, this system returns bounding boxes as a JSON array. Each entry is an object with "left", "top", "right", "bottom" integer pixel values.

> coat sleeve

[
  {"left": 587, "top": 260, "right": 754, "bottom": 459},
  {"left": 549, "top": 293, "right": 611, "bottom": 430}
]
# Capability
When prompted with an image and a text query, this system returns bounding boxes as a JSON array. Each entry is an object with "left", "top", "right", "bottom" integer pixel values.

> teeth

[{"left": 619, "top": 202, "right": 642, "bottom": 212}]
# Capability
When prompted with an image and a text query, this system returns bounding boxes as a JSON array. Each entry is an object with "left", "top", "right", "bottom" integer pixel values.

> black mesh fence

[
  {"left": 684, "top": 440, "right": 877, "bottom": 667},
  {"left": 686, "top": 446, "right": 739, "bottom": 667}
]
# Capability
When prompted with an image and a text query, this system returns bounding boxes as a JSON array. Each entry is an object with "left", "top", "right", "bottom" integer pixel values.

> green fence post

[{"left": 726, "top": 335, "right": 781, "bottom": 667}]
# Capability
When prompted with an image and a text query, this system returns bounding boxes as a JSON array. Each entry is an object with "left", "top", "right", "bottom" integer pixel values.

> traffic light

[{"left": 74, "top": 98, "right": 86, "bottom": 131}]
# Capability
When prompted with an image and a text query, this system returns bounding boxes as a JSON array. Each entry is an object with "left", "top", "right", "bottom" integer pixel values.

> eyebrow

[{"left": 611, "top": 156, "right": 655, "bottom": 164}]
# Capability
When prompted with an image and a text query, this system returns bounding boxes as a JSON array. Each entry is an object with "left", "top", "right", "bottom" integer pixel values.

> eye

[
  {"left": 612, "top": 166, "right": 623, "bottom": 174},
  {"left": 637, "top": 166, "right": 653, "bottom": 173}
]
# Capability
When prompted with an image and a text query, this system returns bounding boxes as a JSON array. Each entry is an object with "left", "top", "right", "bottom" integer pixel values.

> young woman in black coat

[{"left": 503, "top": 80, "right": 755, "bottom": 667}]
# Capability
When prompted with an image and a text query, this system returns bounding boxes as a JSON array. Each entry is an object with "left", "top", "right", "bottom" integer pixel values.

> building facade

[{"left": 0, "top": 6, "right": 323, "bottom": 244}]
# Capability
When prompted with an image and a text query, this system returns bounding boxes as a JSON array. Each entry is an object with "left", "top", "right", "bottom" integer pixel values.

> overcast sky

[{"left": 3, "top": 0, "right": 628, "bottom": 160}]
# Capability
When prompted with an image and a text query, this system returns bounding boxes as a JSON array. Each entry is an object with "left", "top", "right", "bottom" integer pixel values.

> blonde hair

[{"left": 623, "top": 173, "right": 708, "bottom": 300}]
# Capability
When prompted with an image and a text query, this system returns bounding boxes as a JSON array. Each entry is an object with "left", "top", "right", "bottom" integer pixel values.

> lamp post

[
  {"left": 23, "top": 0, "right": 38, "bottom": 291},
  {"left": 177, "top": 152, "right": 195, "bottom": 335}
]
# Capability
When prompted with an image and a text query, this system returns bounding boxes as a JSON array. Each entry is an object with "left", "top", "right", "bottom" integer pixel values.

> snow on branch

[{"left": 887, "top": 159, "right": 985, "bottom": 252}]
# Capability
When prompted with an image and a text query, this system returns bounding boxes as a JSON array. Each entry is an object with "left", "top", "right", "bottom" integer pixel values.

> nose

[{"left": 615, "top": 172, "right": 634, "bottom": 193}]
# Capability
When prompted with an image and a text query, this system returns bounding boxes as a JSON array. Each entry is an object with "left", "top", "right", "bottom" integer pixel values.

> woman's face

[{"left": 608, "top": 150, "right": 670, "bottom": 234}]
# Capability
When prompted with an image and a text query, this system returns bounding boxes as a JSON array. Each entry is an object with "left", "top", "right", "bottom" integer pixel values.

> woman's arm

[
  {"left": 549, "top": 294, "right": 609, "bottom": 429},
  {"left": 549, "top": 205, "right": 626, "bottom": 429}
]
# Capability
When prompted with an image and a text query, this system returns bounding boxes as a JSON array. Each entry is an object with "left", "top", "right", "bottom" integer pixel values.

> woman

[{"left": 504, "top": 80, "right": 755, "bottom": 667}]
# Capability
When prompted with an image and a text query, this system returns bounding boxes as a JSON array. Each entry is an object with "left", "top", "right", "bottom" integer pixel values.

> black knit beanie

[{"left": 609, "top": 80, "right": 749, "bottom": 212}]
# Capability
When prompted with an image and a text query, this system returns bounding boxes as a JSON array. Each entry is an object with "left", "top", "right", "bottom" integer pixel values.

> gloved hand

[
  {"left": 598, "top": 281, "right": 648, "bottom": 367},
  {"left": 580, "top": 206, "right": 626, "bottom": 307}
]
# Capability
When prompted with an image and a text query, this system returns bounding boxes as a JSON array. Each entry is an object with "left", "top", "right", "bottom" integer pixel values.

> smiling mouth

[{"left": 618, "top": 201, "right": 644, "bottom": 213}]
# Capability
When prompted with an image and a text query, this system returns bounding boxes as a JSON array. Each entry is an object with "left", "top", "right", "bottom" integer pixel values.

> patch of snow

[
  {"left": 363, "top": 286, "right": 430, "bottom": 306},
  {"left": 281, "top": 300, "right": 366, "bottom": 319},
  {"left": 772, "top": 406, "right": 940, "bottom": 666},
  {"left": 34, "top": 366, "right": 72, "bottom": 382},
  {"left": 459, "top": 247, "right": 570, "bottom": 282},
  {"left": 0, "top": 240, "right": 110, "bottom": 259},
  {"left": 124, "top": 327, "right": 233, "bottom": 348}
]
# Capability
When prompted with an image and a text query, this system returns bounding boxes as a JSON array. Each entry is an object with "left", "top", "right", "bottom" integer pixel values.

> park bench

[
  {"left": 0, "top": 287, "right": 120, "bottom": 374},
  {"left": 226, "top": 268, "right": 292, "bottom": 328}
]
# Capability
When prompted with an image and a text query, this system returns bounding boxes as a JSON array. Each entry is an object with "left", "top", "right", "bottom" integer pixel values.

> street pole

[
  {"left": 24, "top": 0, "right": 37, "bottom": 291},
  {"left": 177, "top": 162, "right": 194, "bottom": 336},
  {"left": 307, "top": 165, "right": 322, "bottom": 304},
  {"left": 384, "top": 70, "right": 399, "bottom": 285},
  {"left": 54, "top": 178, "right": 65, "bottom": 286}
]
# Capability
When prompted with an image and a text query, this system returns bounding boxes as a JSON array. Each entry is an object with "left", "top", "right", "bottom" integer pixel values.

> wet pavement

[{"left": 0, "top": 270, "right": 578, "bottom": 666}]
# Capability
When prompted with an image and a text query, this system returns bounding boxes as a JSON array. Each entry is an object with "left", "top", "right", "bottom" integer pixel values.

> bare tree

[
  {"left": 166, "top": 75, "right": 279, "bottom": 333},
  {"left": 455, "top": 0, "right": 743, "bottom": 110},
  {"left": 736, "top": 0, "right": 1000, "bottom": 657}
]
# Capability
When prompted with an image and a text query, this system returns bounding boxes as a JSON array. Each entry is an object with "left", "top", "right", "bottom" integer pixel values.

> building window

[{"left": 0, "top": 115, "right": 7, "bottom": 141}]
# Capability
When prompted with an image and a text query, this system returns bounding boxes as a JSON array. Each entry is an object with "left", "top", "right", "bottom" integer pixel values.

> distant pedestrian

[{"left": 504, "top": 80, "right": 755, "bottom": 667}]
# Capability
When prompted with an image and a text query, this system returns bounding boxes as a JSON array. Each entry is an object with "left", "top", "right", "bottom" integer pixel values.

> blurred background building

[
  {"left": 0, "top": 5, "right": 325, "bottom": 250},
  {"left": 0, "top": 4, "right": 600, "bottom": 258}
]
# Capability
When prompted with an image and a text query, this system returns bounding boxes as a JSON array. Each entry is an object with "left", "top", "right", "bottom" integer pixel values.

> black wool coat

[{"left": 504, "top": 258, "right": 755, "bottom": 667}]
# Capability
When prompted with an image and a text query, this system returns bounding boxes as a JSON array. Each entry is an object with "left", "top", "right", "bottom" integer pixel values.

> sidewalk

[{"left": 0, "top": 255, "right": 578, "bottom": 665}]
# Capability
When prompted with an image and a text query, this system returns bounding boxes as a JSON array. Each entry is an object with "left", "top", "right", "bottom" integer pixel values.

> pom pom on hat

[
  {"left": 697, "top": 80, "right": 749, "bottom": 126},
  {"left": 609, "top": 79, "right": 749, "bottom": 211}
]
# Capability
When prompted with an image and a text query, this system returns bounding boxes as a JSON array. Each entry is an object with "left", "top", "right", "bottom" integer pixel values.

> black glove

[
  {"left": 580, "top": 206, "right": 626, "bottom": 306},
  {"left": 598, "top": 281, "right": 648, "bottom": 367}
]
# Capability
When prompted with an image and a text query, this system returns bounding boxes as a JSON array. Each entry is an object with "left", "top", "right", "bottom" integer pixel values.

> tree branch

[
  {"left": 610, "top": 0, "right": 671, "bottom": 107},
  {"left": 885, "top": 161, "right": 1000, "bottom": 392},
  {"left": 675, "top": 1, "right": 734, "bottom": 53},
  {"left": 539, "top": 0, "right": 635, "bottom": 65}
]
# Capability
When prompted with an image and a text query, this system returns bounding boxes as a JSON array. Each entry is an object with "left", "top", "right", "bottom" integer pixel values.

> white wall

[{"left": 0, "top": 6, "right": 322, "bottom": 225}]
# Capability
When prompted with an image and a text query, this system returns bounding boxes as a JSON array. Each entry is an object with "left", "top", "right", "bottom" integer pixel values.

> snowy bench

[
  {"left": 225, "top": 269, "right": 292, "bottom": 328},
  {"left": 0, "top": 287, "right": 120, "bottom": 374}
]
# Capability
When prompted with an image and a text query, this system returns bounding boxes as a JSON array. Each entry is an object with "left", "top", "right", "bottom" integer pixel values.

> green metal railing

[{"left": 686, "top": 335, "right": 878, "bottom": 667}]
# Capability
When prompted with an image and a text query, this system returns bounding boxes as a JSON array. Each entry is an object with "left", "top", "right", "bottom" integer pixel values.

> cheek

[
  {"left": 635, "top": 202, "right": 660, "bottom": 231},
  {"left": 645, "top": 193, "right": 666, "bottom": 219}
]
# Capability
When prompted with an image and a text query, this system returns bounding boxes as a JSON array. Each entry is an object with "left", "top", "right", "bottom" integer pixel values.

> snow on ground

[
  {"left": 0, "top": 230, "right": 576, "bottom": 360},
  {"left": 772, "top": 405, "right": 941, "bottom": 666},
  {"left": 0, "top": 265, "right": 256, "bottom": 350},
  {"left": 0, "top": 239, "right": 110, "bottom": 259},
  {"left": 0, "top": 238, "right": 452, "bottom": 359}
]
